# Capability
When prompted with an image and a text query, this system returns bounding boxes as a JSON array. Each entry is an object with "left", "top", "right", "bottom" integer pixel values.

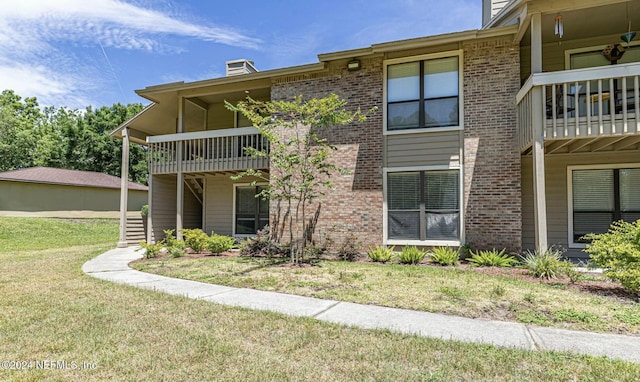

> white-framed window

[
  {"left": 568, "top": 164, "right": 640, "bottom": 248},
  {"left": 233, "top": 184, "right": 269, "bottom": 236},
  {"left": 384, "top": 51, "right": 462, "bottom": 134},
  {"left": 384, "top": 167, "right": 462, "bottom": 245}
]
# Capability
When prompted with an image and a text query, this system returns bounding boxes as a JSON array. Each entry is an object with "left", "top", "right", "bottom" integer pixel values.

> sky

[{"left": 0, "top": 0, "right": 483, "bottom": 109}]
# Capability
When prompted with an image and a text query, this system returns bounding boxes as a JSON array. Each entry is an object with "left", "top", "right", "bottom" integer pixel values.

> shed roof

[{"left": 0, "top": 167, "right": 148, "bottom": 191}]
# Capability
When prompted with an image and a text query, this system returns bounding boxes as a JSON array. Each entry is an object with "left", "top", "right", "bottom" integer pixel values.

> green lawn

[
  {"left": 2, "top": 217, "right": 639, "bottom": 381},
  {"left": 132, "top": 255, "right": 640, "bottom": 335},
  {"left": 0, "top": 217, "right": 118, "bottom": 252}
]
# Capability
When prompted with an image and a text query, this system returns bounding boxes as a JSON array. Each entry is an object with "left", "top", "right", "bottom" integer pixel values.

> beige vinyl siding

[
  {"left": 206, "top": 96, "right": 268, "bottom": 131},
  {"left": 207, "top": 103, "right": 235, "bottom": 130},
  {"left": 386, "top": 131, "right": 461, "bottom": 168},
  {"left": 521, "top": 151, "right": 640, "bottom": 258},
  {"left": 520, "top": 34, "right": 636, "bottom": 82},
  {"left": 204, "top": 175, "right": 235, "bottom": 236},
  {"left": 150, "top": 175, "right": 177, "bottom": 242},
  {"left": 0, "top": 181, "right": 147, "bottom": 218},
  {"left": 184, "top": 101, "right": 204, "bottom": 132},
  {"left": 204, "top": 175, "right": 265, "bottom": 236},
  {"left": 483, "top": 0, "right": 510, "bottom": 25}
]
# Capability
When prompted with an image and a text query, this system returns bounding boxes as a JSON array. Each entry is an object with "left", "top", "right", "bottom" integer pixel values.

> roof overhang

[
  {"left": 113, "top": 24, "right": 519, "bottom": 142},
  {"left": 318, "top": 25, "right": 519, "bottom": 61},
  {"left": 137, "top": 62, "right": 327, "bottom": 99}
]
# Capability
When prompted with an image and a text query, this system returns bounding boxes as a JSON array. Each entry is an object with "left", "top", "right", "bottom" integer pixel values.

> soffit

[{"left": 521, "top": 1, "right": 640, "bottom": 46}]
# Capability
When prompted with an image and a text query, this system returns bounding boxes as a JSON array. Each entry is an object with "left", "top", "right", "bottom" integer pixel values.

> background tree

[
  {"left": 227, "top": 94, "right": 373, "bottom": 263},
  {"left": 0, "top": 90, "right": 42, "bottom": 170},
  {"left": 0, "top": 89, "right": 147, "bottom": 184}
]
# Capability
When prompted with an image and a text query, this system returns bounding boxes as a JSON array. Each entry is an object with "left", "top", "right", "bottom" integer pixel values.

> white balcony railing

[
  {"left": 147, "top": 127, "right": 269, "bottom": 174},
  {"left": 517, "top": 62, "right": 640, "bottom": 151}
]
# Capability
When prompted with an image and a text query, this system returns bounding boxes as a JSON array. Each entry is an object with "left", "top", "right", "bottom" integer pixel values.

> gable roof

[{"left": 0, "top": 167, "right": 148, "bottom": 191}]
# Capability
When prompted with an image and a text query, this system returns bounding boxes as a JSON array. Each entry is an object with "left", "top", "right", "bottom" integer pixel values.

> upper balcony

[
  {"left": 517, "top": 62, "right": 640, "bottom": 154},
  {"left": 147, "top": 127, "right": 269, "bottom": 175}
]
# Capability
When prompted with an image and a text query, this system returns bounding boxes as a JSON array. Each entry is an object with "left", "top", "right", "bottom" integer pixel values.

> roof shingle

[{"left": 0, "top": 167, "right": 148, "bottom": 191}]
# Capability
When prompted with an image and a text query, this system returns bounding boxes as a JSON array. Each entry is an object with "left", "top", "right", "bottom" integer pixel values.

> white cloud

[
  {"left": 1, "top": 0, "right": 261, "bottom": 51},
  {"left": 0, "top": 0, "right": 261, "bottom": 107}
]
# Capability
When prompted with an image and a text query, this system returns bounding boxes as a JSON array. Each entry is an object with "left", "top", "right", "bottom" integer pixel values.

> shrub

[
  {"left": 303, "top": 243, "right": 326, "bottom": 259},
  {"left": 207, "top": 233, "right": 235, "bottom": 255},
  {"left": 181, "top": 228, "right": 209, "bottom": 253},
  {"left": 459, "top": 243, "right": 472, "bottom": 260},
  {"left": 563, "top": 264, "right": 583, "bottom": 284},
  {"left": 368, "top": 245, "right": 395, "bottom": 263},
  {"left": 140, "top": 204, "right": 149, "bottom": 216},
  {"left": 521, "top": 247, "right": 568, "bottom": 280},
  {"left": 429, "top": 246, "right": 459, "bottom": 266},
  {"left": 240, "top": 226, "right": 286, "bottom": 257},
  {"left": 163, "top": 229, "right": 185, "bottom": 250},
  {"left": 338, "top": 233, "right": 361, "bottom": 262},
  {"left": 138, "top": 241, "right": 163, "bottom": 259},
  {"left": 584, "top": 220, "right": 640, "bottom": 293},
  {"left": 169, "top": 247, "right": 184, "bottom": 258},
  {"left": 398, "top": 246, "right": 426, "bottom": 265},
  {"left": 468, "top": 249, "right": 518, "bottom": 267}
]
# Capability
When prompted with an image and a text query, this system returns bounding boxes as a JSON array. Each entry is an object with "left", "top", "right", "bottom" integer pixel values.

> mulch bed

[
  {"left": 133, "top": 250, "right": 639, "bottom": 303},
  {"left": 463, "top": 264, "right": 638, "bottom": 302}
]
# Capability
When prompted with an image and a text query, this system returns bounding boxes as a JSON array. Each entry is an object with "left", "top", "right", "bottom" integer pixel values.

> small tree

[{"left": 226, "top": 94, "right": 373, "bottom": 263}]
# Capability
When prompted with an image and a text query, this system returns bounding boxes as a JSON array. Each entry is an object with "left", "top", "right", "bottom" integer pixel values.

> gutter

[{"left": 318, "top": 25, "right": 519, "bottom": 61}]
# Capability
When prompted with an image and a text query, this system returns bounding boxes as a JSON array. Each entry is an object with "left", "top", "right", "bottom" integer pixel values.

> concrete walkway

[{"left": 82, "top": 247, "right": 640, "bottom": 364}]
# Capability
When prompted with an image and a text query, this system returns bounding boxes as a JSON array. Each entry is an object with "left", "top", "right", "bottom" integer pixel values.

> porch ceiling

[
  {"left": 521, "top": 1, "right": 640, "bottom": 46},
  {"left": 114, "top": 79, "right": 272, "bottom": 142},
  {"left": 523, "top": 134, "right": 640, "bottom": 154}
]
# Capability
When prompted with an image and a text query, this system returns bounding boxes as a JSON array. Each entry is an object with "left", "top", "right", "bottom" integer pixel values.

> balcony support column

[
  {"left": 147, "top": 173, "right": 153, "bottom": 244},
  {"left": 531, "top": 12, "right": 547, "bottom": 252},
  {"left": 531, "top": 87, "right": 548, "bottom": 252},
  {"left": 531, "top": 12, "right": 542, "bottom": 74},
  {"left": 176, "top": 96, "right": 185, "bottom": 241},
  {"left": 117, "top": 127, "right": 130, "bottom": 248}
]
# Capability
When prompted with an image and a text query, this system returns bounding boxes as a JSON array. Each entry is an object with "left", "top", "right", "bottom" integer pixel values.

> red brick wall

[
  {"left": 270, "top": 58, "right": 384, "bottom": 252},
  {"left": 463, "top": 37, "right": 522, "bottom": 252},
  {"left": 268, "top": 37, "right": 522, "bottom": 254}
]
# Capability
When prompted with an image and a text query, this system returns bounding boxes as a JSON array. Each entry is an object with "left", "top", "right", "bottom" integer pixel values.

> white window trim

[
  {"left": 567, "top": 163, "right": 640, "bottom": 248},
  {"left": 564, "top": 41, "right": 640, "bottom": 70},
  {"left": 232, "top": 182, "right": 269, "bottom": 237},
  {"left": 383, "top": 165, "right": 464, "bottom": 247},
  {"left": 383, "top": 50, "right": 464, "bottom": 136}
]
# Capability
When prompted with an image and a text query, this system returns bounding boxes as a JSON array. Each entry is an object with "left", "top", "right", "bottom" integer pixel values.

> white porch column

[
  {"left": 531, "top": 12, "right": 548, "bottom": 252},
  {"left": 176, "top": 96, "right": 185, "bottom": 240},
  {"left": 531, "top": 13, "right": 542, "bottom": 73},
  {"left": 117, "top": 127, "right": 130, "bottom": 248}
]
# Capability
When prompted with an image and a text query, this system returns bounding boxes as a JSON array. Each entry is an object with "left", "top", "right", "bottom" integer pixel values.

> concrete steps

[{"left": 126, "top": 214, "right": 146, "bottom": 245}]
